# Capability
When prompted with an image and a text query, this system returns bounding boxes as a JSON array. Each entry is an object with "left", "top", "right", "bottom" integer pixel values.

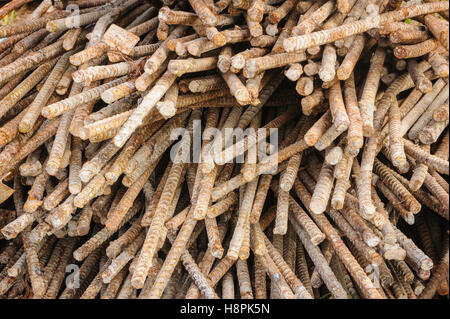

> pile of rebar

[{"left": 0, "top": 0, "right": 448, "bottom": 299}]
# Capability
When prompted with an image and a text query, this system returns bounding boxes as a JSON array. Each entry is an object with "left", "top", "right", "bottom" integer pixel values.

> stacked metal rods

[{"left": 0, "top": 0, "right": 448, "bottom": 299}]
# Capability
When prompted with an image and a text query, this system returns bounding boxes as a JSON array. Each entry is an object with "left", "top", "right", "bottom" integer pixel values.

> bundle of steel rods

[{"left": 0, "top": 0, "right": 448, "bottom": 299}]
